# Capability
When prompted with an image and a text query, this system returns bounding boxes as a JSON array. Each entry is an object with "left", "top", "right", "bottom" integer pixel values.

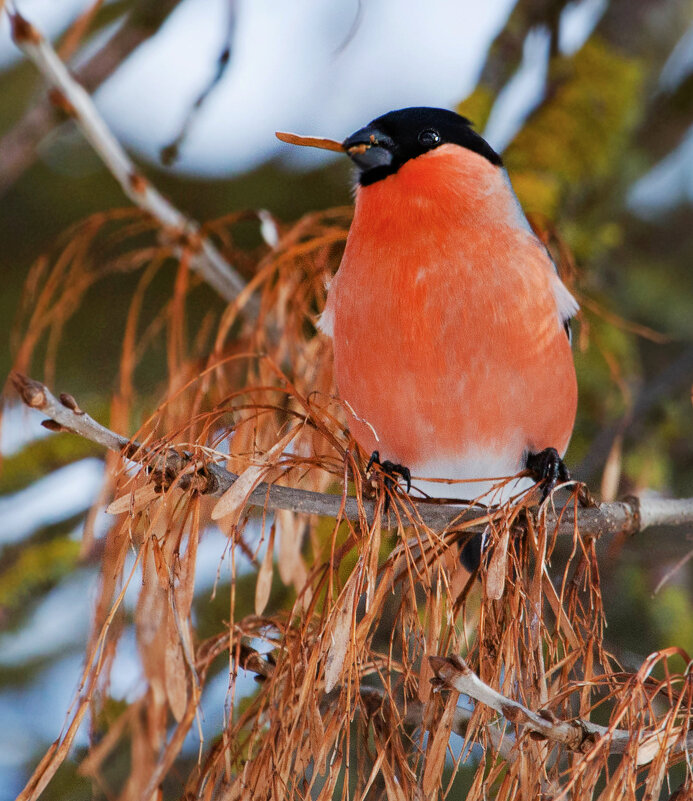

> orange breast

[{"left": 327, "top": 145, "right": 577, "bottom": 473}]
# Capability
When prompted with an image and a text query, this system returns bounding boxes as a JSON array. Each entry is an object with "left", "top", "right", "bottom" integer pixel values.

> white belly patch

[{"left": 409, "top": 452, "right": 534, "bottom": 505}]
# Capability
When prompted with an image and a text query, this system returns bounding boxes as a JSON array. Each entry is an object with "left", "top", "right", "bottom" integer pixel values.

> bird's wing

[{"left": 532, "top": 236, "right": 579, "bottom": 336}]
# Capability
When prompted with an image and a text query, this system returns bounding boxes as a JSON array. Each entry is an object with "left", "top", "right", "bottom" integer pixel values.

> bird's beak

[
  {"left": 275, "top": 126, "right": 394, "bottom": 171},
  {"left": 341, "top": 125, "right": 394, "bottom": 170}
]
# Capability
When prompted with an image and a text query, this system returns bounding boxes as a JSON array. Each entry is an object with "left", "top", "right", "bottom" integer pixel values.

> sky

[
  {"left": 0, "top": 0, "right": 617, "bottom": 176},
  {"left": 84, "top": 0, "right": 519, "bottom": 173}
]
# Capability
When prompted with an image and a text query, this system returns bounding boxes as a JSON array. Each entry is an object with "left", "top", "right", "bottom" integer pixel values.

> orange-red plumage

[{"left": 321, "top": 142, "right": 577, "bottom": 499}]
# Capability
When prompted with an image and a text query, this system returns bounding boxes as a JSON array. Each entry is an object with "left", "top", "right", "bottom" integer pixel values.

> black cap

[{"left": 343, "top": 107, "right": 502, "bottom": 186}]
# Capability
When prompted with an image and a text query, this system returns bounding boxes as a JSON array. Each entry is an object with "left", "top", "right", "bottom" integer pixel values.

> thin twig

[
  {"left": 160, "top": 1, "right": 237, "bottom": 166},
  {"left": 0, "top": 0, "right": 184, "bottom": 196},
  {"left": 7, "top": 9, "right": 258, "bottom": 317},
  {"left": 359, "top": 686, "right": 517, "bottom": 762},
  {"left": 11, "top": 372, "right": 693, "bottom": 541},
  {"left": 429, "top": 655, "right": 693, "bottom": 765}
]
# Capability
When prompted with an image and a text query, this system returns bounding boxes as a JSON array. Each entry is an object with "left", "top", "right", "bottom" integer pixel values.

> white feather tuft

[
  {"left": 317, "top": 304, "right": 335, "bottom": 338},
  {"left": 551, "top": 276, "right": 579, "bottom": 326}
]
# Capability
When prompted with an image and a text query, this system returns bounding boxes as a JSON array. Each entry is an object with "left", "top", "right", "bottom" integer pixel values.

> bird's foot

[
  {"left": 526, "top": 447, "right": 570, "bottom": 502},
  {"left": 367, "top": 450, "right": 411, "bottom": 512}
]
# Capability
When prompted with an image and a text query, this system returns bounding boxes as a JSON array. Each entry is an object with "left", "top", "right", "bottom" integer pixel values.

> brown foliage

[{"left": 8, "top": 206, "right": 693, "bottom": 801}]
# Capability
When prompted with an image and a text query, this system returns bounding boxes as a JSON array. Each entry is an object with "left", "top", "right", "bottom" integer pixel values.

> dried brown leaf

[
  {"left": 106, "top": 483, "right": 161, "bottom": 515},
  {"left": 151, "top": 534, "right": 170, "bottom": 592},
  {"left": 165, "top": 609, "right": 188, "bottom": 722},
  {"left": 422, "top": 689, "right": 460, "bottom": 796},
  {"left": 211, "top": 427, "right": 298, "bottom": 522},
  {"left": 315, "top": 753, "right": 342, "bottom": 801},
  {"left": 419, "top": 579, "right": 443, "bottom": 705},
  {"left": 324, "top": 579, "right": 357, "bottom": 693},
  {"left": 309, "top": 696, "right": 327, "bottom": 775},
  {"left": 379, "top": 756, "right": 408, "bottom": 801},
  {"left": 176, "top": 518, "right": 199, "bottom": 619},
  {"left": 600, "top": 433, "right": 623, "bottom": 502},
  {"left": 275, "top": 131, "right": 345, "bottom": 152},
  {"left": 277, "top": 508, "right": 304, "bottom": 585},
  {"left": 255, "top": 522, "right": 276, "bottom": 615},
  {"left": 486, "top": 524, "right": 510, "bottom": 600}
]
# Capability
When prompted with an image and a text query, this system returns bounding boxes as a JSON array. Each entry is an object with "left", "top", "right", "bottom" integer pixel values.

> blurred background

[{"left": 0, "top": 0, "right": 692, "bottom": 797}]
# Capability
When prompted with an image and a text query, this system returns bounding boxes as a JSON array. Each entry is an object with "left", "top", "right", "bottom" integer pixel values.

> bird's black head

[{"left": 343, "top": 107, "right": 502, "bottom": 186}]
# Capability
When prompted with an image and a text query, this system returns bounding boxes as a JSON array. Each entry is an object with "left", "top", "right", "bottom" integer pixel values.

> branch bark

[
  {"left": 11, "top": 372, "right": 693, "bottom": 540},
  {"left": 6, "top": 9, "right": 258, "bottom": 316},
  {"left": 429, "top": 655, "right": 693, "bottom": 766}
]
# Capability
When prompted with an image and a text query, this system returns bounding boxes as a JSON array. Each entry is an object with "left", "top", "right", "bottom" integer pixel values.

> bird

[{"left": 277, "top": 107, "right": 578, "bottom": 568}]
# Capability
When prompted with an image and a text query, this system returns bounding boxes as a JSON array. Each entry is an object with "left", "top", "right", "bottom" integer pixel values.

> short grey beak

[{"left": 342, "top": 125, "right": 394, "bottom": 171}]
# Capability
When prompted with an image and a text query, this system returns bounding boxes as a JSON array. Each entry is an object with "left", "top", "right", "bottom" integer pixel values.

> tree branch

[
  {"left": 11, "top": 373, "right": 693, "bottom": 540},
  {"left": 6, "top": 9, "right": 259, "bottom": 316},
  {"left": 429, "top": 655, "right": 692, "bottom": 766},
  {"left": 230, "top": 644, "right": 519, "bottom": 762},
  {"left": 0, "top": 0, "right": 184, "bottom": 196}
]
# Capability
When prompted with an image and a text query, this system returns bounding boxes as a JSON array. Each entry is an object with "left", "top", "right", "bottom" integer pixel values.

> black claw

[
  {"left": 380, "top": 461, "right": 411, "bottom": 494},
  {"left": 526, "top": 447, "right": 570, "bottom": 501},
  {"left": 367, "top": 451, "right": 412, "bottom": 511},
  {"left": 366, "top": 450, "right": 380, "bottom": 474}
]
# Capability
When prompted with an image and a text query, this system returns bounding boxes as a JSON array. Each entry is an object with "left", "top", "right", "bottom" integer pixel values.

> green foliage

[
  {"left": 651, "top": 583, "right": 693, "bottom": 654},
  {"left": 0, "top": 536, "right": 81, "bottom": 615},
  {"left": 569, "top": 311, "right": 639, "bottom": 456},
  {"left": 0, "top": 429, "right": 102, "bottom": 495},
  {"left": 627, "top": 260, "right": 693, "bottom": 337},
  {"left": 562, "top": 218, "right": 624, "bottom": 264},
  {"left": 457, "top": 85, "right": 495, "bottom": 130},
  {"left": 608, "top": 560, "right": 693, "bottom": 659},
  {"left": 623, "top": 436, "right": 671, "bottom": 491},
  {"left": 506, "top": 37, "right": 644, "bottom": 218}
]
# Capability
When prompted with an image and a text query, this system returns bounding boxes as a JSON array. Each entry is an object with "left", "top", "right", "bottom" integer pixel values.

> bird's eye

[{"left": 418, "top": 129, "right": 441, "bottom": 147}]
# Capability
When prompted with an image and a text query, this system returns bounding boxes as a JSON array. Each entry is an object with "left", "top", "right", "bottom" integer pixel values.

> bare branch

[
  {"left": 0, "top": 0, "right": 184, "bottom": 195},
  {"left": 160, "top": 2, "right": 237, "bottom": 166},
  {"left": 429, "top": 655, "right": 693, "bottom": 766},
  {"left": 6, "top": 9, "right": 258, "bottom": 316},
  {"left": 360, "top": 686, "right": 518, "bottom": 762},
  {"left": 11, "top": 373, "right": 693, "bottom": 541}
]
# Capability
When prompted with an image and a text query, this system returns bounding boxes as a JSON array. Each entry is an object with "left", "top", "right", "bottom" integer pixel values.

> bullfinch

[{"left": 277, "top": 107, "right": 577, "bottom": 567}]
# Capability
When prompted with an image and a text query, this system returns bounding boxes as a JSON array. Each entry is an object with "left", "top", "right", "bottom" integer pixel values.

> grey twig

[
  {"left": 6, "top": 10, "right": 258, "bottom": 316},
  {"left": 0, "top": 0, "right": 184, "bottom": 195},
  {"left": 429, "top": 655, "right": 692, "bottom": 765},
  {"left": 160, "top": 2, "right": 238, "bottom": 166},
  {"left": 11, "top": 373, "right": 693, "bottom": 541}
]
